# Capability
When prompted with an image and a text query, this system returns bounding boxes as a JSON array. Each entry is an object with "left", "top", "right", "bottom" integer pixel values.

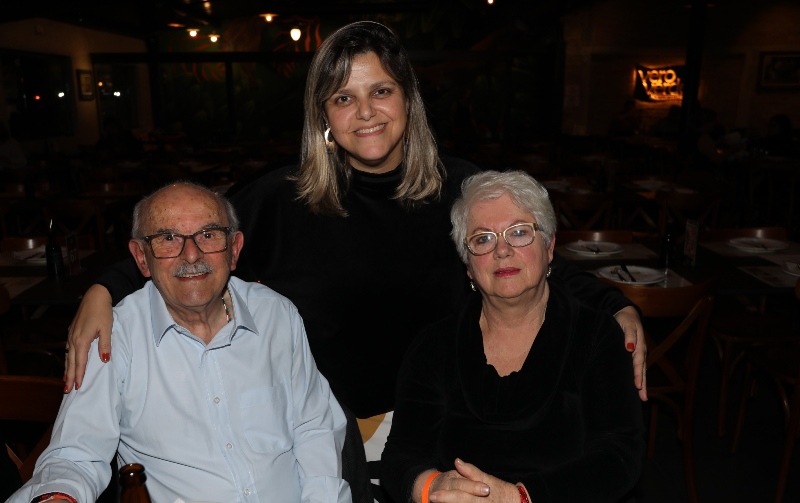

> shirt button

[
  {"left": 244, "top": 489, "right": 250, "bottom": 496},
  {"left": 226, "top": 443, "right": 233, "bottom": 450},
  {"left": 214, "top": 397, "right": 220, "bottom": 404}
]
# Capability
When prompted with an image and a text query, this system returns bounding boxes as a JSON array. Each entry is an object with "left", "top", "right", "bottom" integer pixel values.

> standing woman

[{"left": 65, "top": 22, "right": 646, "bottom": 502}]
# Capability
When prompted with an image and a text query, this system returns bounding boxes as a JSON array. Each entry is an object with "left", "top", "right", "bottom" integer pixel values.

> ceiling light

[
  {"left": 262, "top": 13, "right": 277, "bottom": 22},
  {"left": 290, "top": 28, "right": 301, "bottom": 41},
  {"left": 209, "top": 33, "right": 220, "bottom": 43},
  {"left": 188, "top": 28, "right": 199, "bottom": 37}
]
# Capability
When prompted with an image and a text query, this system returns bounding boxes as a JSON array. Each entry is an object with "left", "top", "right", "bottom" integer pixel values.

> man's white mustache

[{"left": 173, "top": 262, "right": 213, "bottom": 277}]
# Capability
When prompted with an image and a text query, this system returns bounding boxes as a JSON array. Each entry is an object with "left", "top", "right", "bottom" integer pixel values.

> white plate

[
  {"left": 597, "top": 265, "right": 665, "bottom": 285},
  {"left": 726, "top": 237, "right": 789, "bottom": 253},
  {"left": 565, "top": 241, "right": 623, "bottom": 256},
  {"left": 782, "top": 262, "right": 800, "bottom": 277}
]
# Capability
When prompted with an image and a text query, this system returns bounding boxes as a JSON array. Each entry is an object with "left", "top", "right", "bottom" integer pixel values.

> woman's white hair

[{"left": 450, "top": 170, "right": 556, "bottom": 263}]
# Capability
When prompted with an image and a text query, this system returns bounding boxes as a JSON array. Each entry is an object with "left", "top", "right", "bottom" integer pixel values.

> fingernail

[
  {"left": 75, "top": 383, "right": 80, "bottom": 390},
  {"left": 626, "top": 342, "right": 635, "bottom": 351},
  {"left": 455, "top": 458, "right": 462, "bottom": 466},
  {"left": 64, "top": 385, "right": 69, "bottom": 393},
  {"left": 102, "top": 353, "right": 110, "bottom": 362},
  {"left": 481, "top": 486, "right": 490, "bottom": 495}
]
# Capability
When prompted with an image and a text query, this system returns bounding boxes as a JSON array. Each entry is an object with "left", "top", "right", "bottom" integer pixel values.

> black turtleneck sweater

[{"left": 96, "top": 156, "right": 634, "bottom": 418}]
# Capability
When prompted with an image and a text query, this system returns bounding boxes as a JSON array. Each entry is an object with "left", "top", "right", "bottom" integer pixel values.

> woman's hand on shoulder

[
  {"left": 614, "top": 306, "right": 648, "bottom": 401},
  {"left": 64, "top": 284, "right": 114, "bottom": 392}
]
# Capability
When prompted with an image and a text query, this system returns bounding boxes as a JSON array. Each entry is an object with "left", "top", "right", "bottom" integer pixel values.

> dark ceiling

[{"left": 0, "top": 0, "right": 595, "bottom": 41}]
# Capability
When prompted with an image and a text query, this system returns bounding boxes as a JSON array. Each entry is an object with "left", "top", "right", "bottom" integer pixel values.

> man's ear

[
  {"left": 128, "top": 239, "right": 152, "bottom": 277},
  {"left": 229, "top": 231, "right": 244, "bottom": 271}
]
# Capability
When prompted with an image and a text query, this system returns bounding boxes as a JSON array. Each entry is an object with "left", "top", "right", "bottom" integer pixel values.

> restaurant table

[
  {"left": 0, "top": 248, "right": 129, "bottom": 308},
  {"left": 557, "top": 238, "right": 800, "bottom": 297}
]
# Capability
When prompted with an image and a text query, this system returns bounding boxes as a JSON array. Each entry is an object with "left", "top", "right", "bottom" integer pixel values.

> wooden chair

[
  {"left": 0, "top": 375, "right": 64, "bottom": 482},
  {"left": 656, "top": 189, "right": 722, "bottom": 238},
  {"left": 556, "top": 229, "right": 633, "bottom": 245},
  {"left": 731, "top": 278, "right": 800, "bottom": 503},
  {"left": 551, "top": 191, "right": 614, "bottom": 230},
  {"left": 43, "top": 198, "right": 106, "bottom": 250},
  {"left": 703, "top": 227, "right": 795, "bottom": 436},
  {"left": 602, "top": 278, "right": 716, "bottom": 503}
]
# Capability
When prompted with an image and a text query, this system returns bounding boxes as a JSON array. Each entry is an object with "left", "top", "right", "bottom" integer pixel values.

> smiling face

[
  {"left": 323, "top": 51, "right": 409, "bottom": 173},
  {"left": 466, "top": 194, "right": 554, "bottom": 303},
  {"left": 129, "top": 185, "right": 243, "bottom": 323}
]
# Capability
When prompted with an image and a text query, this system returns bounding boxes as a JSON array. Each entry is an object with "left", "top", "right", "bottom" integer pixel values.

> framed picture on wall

[
  {"left": 76, "top": 69, "right": 95, "bottom": 100},
  {"left": 758, "top": 52, "right": 800, "bottom": 90}
]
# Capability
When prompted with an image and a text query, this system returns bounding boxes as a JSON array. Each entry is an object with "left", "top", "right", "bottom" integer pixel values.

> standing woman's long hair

[{"left": 295, "top": 21, "right": 444, "bottom": 216}]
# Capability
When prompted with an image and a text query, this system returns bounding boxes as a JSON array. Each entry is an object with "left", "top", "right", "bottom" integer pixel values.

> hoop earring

[{"left": 324, "top": 126, "right": 335, "bottom": 149}]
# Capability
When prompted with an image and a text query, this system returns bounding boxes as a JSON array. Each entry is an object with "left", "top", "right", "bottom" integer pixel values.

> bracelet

[
  {"left": 517, "top": 484, "right": 531, "bottom": 503},
  {"left": 421, "top": 471, "right": 442, "bottom": 503},
  {"left": 30, "top": 493, "right": 78, "bottom": 503}
]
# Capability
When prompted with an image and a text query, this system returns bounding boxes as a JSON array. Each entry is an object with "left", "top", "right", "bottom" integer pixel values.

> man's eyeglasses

[
  {"left": 465, "top": 223, "right": 539, "bottom": 256},
  {"left": 139, "top": 228, "right": 232, "bottom": 259}
]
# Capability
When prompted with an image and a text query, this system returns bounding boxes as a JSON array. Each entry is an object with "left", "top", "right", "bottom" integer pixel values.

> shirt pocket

[{"left": 240, "top": 386, "right": 292, "bottom": 453}]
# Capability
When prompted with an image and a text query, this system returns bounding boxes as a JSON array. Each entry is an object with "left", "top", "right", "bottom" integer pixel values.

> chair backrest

[
  {"left": 698, "top": 227, "right": 787, "bottom": 242},
  {"left": 43, "top": 199, "right": 106, "bottom": 250},
  {"left": 656, "top": 190, "right": 722, "bottom": 237},
  {"left": 551, "top": 191, "right": 614, "bottom": 230},
  {"left": 556, "top": 229, "right": 633, "bottom": 244},
  {"left": 0, "top": 375, "right": 64, "bottom": 482},
  {"left": 601, "top": 279, "right": 716, "bottom": 393}
]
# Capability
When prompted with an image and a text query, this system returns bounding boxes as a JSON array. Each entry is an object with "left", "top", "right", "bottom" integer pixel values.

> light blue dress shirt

[{"left": 12, "top": 277, "right": 351, "bottom": 503}]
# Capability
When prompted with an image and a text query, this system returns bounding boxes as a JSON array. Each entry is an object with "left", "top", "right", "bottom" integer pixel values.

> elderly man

[{"left": 9, "top": 182, "right": 351, "bottom": 503}]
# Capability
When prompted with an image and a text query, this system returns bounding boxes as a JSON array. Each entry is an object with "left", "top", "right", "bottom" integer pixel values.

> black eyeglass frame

[{"left": 139, "top": 227, "right": 233, "bottom": 259}]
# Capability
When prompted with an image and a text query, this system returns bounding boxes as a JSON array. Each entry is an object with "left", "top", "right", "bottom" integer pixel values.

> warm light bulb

[
  {"left": 209, "top": 33, "right": 219, "bottom": 43},
  {"left": 487, "top": 0, "right": 494, "bottom": 3},
  {"left": 57, "top": 92, "right": 65, "bottom": 98},
  {"left": 114, "top": 91, "right": 121, "bottom": 97},
  {"left": 290, "top": 28, "right": 301, "bottom": 41},
  {"left": 262, "top": 13, "right": 276, "bottom": 22},
  {"left": 188, "top": 29, "right": 198, "bottom": 37}
]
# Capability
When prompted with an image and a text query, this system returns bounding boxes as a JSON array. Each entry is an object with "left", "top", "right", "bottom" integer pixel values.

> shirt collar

[{"left": 148, "top": 278, "right": 259, "bottom": 347}]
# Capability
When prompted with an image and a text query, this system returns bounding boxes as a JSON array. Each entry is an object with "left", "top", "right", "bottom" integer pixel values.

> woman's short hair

[
  {"left": 294, "top": 21, "right": 443, "bottom": 216},
  {"left": 131, "top": 180, "right": 239, "bottom": 238},
  {"left": 450, "top": 170, "right": 557, "bottom": 263}
]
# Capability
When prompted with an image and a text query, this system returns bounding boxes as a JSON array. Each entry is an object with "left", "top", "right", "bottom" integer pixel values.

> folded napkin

[{"left": 12, "top": 245, "right": 47, "bottom": 261}]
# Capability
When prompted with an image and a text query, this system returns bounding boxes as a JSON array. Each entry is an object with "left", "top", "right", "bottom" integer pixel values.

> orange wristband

[{"left": 421, "top": 471, "right": 441, "bottom": 503}]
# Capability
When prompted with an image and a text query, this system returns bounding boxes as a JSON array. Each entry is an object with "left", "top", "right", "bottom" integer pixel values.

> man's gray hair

[
  {"left": 131, "top": 180, "right": 240, "bottom": 238},
  {"left": 450, "top": 170, "right": 556, "bottom": 264}
]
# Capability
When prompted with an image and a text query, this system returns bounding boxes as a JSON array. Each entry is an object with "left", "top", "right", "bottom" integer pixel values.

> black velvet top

[
  {"left": 381, "top": 279, "right": 645, "bottom": 503},
  {"left": 96, "top": 156, "right": 636, "bottom": 418}
]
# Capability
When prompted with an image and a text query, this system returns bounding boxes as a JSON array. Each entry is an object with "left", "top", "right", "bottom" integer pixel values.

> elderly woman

[{"left": 381, "top": 170, "right": 644, "bottom": 503}]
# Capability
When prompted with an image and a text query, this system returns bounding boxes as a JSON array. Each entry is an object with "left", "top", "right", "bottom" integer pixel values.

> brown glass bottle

[{"left": 118, "top": 463, "right": 153, "bottom": 503}]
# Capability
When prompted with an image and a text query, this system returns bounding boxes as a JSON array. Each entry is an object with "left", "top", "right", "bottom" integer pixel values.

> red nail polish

[
  {"left": 626, "top": 342, "right": 635, "bottom": 351},
  {"left": 64, "top": 385, "right": 69, "bottom": 393},
  {"left": 102, "top": 353, "right": 110, "bottom": 362}
]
